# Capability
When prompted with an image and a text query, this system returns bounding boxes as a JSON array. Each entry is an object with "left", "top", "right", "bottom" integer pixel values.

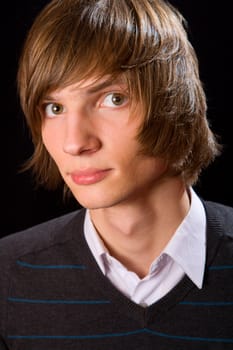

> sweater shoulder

[
  {"left": 203, "top": 200, "right": 233, "bottom": 238},
  {"left": 0, "top": 208, "right": 85, "bottom": 264},
  {"left": 0, "top": 208, "right": 86, "bottom": 336}
]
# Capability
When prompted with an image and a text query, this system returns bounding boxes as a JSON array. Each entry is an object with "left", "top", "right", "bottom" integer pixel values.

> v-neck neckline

[{"left": 68, "top": 202, "right": 223, "bottom": 326}]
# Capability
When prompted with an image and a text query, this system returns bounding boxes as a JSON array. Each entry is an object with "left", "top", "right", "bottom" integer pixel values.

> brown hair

[{"left": 17, "top": 0, "right": 221, "bottom": 189}]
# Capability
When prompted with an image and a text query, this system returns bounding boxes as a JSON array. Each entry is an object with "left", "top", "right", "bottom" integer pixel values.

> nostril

[{"left": 63, "top": 138, "right": 102, "bottom": 156}]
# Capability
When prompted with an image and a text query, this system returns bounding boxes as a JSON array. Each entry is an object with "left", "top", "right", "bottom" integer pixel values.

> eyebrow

[
  {"left": 85, "top": 80, "right": 118, "bottom": 94},
  {"left": 80, "top": 77, "right": 127, "bottom": 95},
  {"left": 46, "top": 78, "right": 126, "bottom": 99}
]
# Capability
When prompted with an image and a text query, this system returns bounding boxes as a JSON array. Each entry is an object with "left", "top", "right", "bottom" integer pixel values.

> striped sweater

[{"left": 0, "top": 200, "right": 233, "bottom": 349}]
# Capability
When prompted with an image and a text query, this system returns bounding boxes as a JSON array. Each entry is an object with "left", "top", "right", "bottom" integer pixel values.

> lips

[{"left": 70, "top": 168, "right": 111, "bottom": 185}]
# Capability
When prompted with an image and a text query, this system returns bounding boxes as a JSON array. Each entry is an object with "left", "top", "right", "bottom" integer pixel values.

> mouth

[{"left": 69, "top": 168, "right": 112, "bottom": 185}]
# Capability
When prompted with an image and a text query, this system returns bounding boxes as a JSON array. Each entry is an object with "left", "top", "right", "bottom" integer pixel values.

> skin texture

[{"left": 41, "top": 76, "right": 190, "bottom": 277}]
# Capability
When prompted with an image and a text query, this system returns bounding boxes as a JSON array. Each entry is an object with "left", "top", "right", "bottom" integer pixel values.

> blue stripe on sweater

[
  {"left": 209, "top": 265, "right": 233, "bottom": 270},
  {"left": 10, "top": 297, "right": 232, "bottom": 307},
  {"left": 17, "top": 260, "right": 86, "bottom": 269},
  {"left": 179, "top": 301, "right": 233, "bottom": 306},
  {"left": 145, "top": 329, "right": 233, "bottom": 343},
  {"left": 7, "top": 328, "right": 233, "bottom": 342},
  {"left": 7, "top": 330, "right": 145, "bottom": 340},
  {"left": 8, "top": 297, "right": 110, "bottom": 305},
  {"left": 17, "top": 261, "right": 233, "bottom": 270}
]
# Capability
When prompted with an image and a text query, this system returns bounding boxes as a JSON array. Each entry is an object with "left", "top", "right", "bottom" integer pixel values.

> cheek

[
  {"left": 130, "top": 156, "right": 168, "bottom": 180},
  {"left": 41, "top": 125, "right": 60, "bottom": 159},
  {"left": 41, "top": 129, "right": 51, "bottom": 153},
  {"left": 41, "top": 122, "right": 49, "bottom": 143}
]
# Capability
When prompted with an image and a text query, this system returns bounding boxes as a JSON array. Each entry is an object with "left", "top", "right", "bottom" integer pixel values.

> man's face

[{"left": 41, "top": 76, "right": 168, "bottom": 209}]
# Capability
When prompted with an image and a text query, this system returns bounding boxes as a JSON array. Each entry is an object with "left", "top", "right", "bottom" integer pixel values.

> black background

[{"left": 1, "top": 1, "right": 232, "bottom": 237}]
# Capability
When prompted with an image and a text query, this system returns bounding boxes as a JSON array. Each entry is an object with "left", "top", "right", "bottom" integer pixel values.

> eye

[
  {"left": 44, "top": 103, "right": 64, "bottom": 117},
  {"left": 101, "top": 93, "right": 128, "bottom": 108}
]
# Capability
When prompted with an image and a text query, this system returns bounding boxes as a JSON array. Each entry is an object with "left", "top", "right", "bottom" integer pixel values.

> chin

[
  {"left": 72, "top": 190, "right": 128, "bottom": 211},
  {"left": 71, "top": 192, "right": 115, "bottom": 210}
]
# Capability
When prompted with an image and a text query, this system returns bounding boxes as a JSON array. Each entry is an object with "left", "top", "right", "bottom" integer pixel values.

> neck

[{"left": 90, "top": 176, "right": 190, "bottom": 278}]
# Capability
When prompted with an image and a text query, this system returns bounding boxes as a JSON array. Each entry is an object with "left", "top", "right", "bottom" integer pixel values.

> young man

[{"left": 0, "top": 0, "right": 233, "bottom": 349}]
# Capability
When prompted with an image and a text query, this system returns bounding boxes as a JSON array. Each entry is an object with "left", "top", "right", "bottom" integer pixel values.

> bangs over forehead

[{"left": 19, "top": 0, "right": 184, "bottom": 102}]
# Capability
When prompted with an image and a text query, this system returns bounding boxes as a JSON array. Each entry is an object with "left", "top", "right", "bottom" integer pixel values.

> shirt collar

[
  {"left": 84, "top": 210, "right": 108, "bottom": 274},
  {"left": 84, "top": 187, "right": 206, "bottom": 289},
  {"left": 163, "top": 188, "right": 206, "bottom": 288}
]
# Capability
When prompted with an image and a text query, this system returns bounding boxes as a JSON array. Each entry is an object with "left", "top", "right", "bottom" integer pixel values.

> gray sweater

[{"left": 0, "top": 201, "right": 233, "bottom": 349}]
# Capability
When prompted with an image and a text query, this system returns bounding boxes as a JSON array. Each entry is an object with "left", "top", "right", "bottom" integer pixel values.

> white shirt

[{"left": 84, "top": 188, "right": 206, "bottom": 306}]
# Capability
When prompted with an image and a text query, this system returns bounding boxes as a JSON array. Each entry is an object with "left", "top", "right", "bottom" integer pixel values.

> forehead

[{"left": 45, "top": 75, "right": 129, "bottom": 99}]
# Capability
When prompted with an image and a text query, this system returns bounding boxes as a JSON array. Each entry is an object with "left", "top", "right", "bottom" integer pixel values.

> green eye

[
  {"left": 52, "top": 104, "right": 63, "bottom": 114},
  {"left": 103, "top": 93, "right": 128, "bottom": 107},
  {"left": 111, "top": 94, "right": 125, "bottom": 106},
  {"left": 45, "top": 103, "right": 64, "bottom": 117}
]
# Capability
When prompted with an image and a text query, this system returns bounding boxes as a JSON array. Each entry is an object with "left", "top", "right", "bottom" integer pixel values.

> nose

[{"left": 62, "top": 113, "right": 101, "bottom": 156}]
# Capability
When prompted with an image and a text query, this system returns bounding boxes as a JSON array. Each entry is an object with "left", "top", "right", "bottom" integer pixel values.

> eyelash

[
  {"left": 41, "top": 90, "right": 129, "bottom": 118},
  {"left": 100, "top": 92, "right": 129, "bottom": 108},
  {"left": 41, "top": 103, "right": 64, "bottom": 118}
]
